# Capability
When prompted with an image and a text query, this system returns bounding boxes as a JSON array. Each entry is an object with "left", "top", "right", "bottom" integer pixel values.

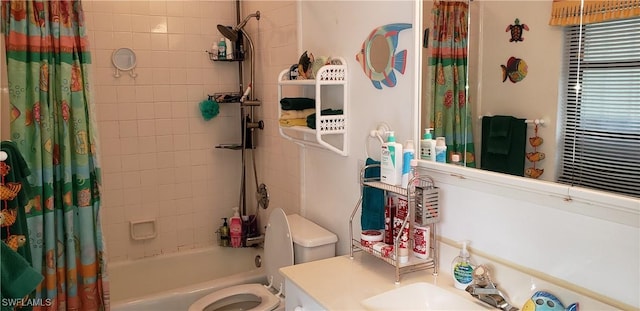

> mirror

[
  {"left": 112, "top": 47, "right": 137, "bottom": 78},
  {"left": 419, "top": 1, "right": 638, "bottom": 199},
  {"left": 368, "top": 35, "right": 391, "bottom": 73}
]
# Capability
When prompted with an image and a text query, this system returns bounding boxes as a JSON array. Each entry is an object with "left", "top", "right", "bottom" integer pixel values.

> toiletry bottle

[
  {"left": 381, "top": 131, "right": 403, "bottom": 185},
  {"left": 420, "top": 128, "right": 436, "bottom": 161},
  {"left": 451, "top": 154, "right": 463, "bottom": 166},
  {"left": 217, "top": 38, "right": 227, "bottom": 60},
  {"left": 435, "top": 137, "right": 447, "bottom": 163},
  {"left": 225, "top": 38, "right": 233, "bottom": 60},
  {"left": 452, "top": 240, "right": 475, "bottom": 290},
  {"left": 230, "top": 207, "right": 242, "bottom": 248},
  {"left": 401, "top": 140, "right": 415, "bottom": 187},
  {"left": 220, "top": 218, "right": 230, "bottom": 247},
  {"left": 383, "top": 196, "right": 395, "bottom": 244}
]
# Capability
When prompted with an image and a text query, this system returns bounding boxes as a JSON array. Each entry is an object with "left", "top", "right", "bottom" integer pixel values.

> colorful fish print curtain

[
  {"left": 1, "top": 1, "right": 109, "bottom": 310},
  {"left": 429, "top": 1, "right": 476, "bottom": 167}
]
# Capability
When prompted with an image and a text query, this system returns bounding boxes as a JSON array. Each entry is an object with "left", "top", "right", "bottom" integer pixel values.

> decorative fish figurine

[
  {"left": 356, "top": 23, "right": 412, "bottom": 89},
  {"left": 506, "top": 18, "right": 529, "bottom": 42},
  {"left": 525, "top": 167, "right": 544, "bottom": 179},
  {"left": 0, "top": 209, "right": 17, "bottom": 227},
  {"left": 4, "top": 234, "right": 27, "bottom": 251},
  {"left": 529, "top": 136, "right": 543, "bottom": 147},
  {"left": 522, "top": 291, "right": 578, "bottom": 311},
  {"left": 501, "top": 56, "right": 528, "bottom": 83},
  {"left": 526, "top": 152, "right": 546, "bottom": 162}
]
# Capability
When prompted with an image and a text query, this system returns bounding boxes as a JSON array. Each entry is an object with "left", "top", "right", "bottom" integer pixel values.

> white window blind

[{"left": 558, "top": 18, "right": 640, "bottom": 198}]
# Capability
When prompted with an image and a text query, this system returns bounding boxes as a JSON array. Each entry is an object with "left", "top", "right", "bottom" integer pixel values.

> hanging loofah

[{"left": 199, "top": 98, "right": 220, "bottom": 121}]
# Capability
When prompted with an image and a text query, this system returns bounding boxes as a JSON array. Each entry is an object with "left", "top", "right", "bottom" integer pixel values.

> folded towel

[
  {"left": 280, "top": 97, "right": 316, "bottom": 110},
  {"left": 0, "top": 242, "right": 43, "bottom": 303},
  {"left": 361, "top": 158, "right": 385, "bottom": 230},
  {"left": 306, "top": 109, "right": 343, "bottom": 129},
  {"left": 279, "top": 118, "right": 308, "bottom": 127},
  {"left": 280, "top": 108, "right": 315, "bottom": 120},
  {"left": 487, "top": 116, "right": 513, "bottom": 155},
  {"left": 481, "top": 116, "right": 527, "bottom": 176}
]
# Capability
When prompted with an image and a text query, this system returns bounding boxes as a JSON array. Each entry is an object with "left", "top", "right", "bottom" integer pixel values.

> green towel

[
  {"left": 306, "top": 109, "right": 343, "bottom": 129},
  {"left": 280, "top": 97, "right": 316, "bottom": 110},
  {"left": 0, "top": 242, "right": 43, "bottom": 307},
  {"left": 361, "top": 159, "right": 384, "bottom": 230},
  {"left": 487, "top": 116, "right": 513, "bottom": 155},
  {"left": 480, "top": 116, "right": 527, "bottom": 176}
]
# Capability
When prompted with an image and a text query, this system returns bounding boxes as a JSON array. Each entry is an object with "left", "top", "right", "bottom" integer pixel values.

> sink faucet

[{"left": 465, "top": 265, "right": 519, "bottom": 311}]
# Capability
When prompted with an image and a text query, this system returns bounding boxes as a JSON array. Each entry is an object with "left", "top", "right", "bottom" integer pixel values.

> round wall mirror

[
  {"left": 112, "top": 48, "right": 137, "bottom": 71},
  {"left": 368, "top": 34, "right": 391, "bottom": 73}
]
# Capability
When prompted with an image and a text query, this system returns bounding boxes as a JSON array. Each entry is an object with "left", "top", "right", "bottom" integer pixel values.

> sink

[{"left": 361, "top": 282, "right": 490, "bottom": 310}]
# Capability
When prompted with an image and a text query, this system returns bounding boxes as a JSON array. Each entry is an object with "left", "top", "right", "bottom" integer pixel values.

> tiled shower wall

[{"left": 79, "top": 0, "right": 301, "bottom": 262}]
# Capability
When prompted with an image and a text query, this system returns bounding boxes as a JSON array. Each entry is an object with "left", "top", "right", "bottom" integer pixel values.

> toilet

[{"left": 189, "top": 208, "right": 338, "bottom": 311}]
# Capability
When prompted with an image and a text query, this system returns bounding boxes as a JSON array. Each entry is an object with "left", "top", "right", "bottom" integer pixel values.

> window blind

[{"left": 558, "top": 18, "right": 640, "bottom": 198}]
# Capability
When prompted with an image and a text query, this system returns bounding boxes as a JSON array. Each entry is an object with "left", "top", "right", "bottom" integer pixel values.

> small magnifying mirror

[{"left": 112, "top": 48, "right": 137, "bottom": 78}]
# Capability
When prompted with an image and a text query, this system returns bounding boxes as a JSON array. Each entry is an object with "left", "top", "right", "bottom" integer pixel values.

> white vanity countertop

[{"left": 279, "top": 252, "right": 485, "bottom": 310}]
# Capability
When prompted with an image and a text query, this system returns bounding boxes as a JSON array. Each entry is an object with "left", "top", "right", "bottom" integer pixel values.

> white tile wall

[{"left": 82, "top": 1, "right": 301, "bottom": 262}]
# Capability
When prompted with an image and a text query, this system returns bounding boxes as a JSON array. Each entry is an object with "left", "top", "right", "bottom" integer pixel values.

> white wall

[{"left": 296, "top": 1, "right": 639, "bottom": 309}]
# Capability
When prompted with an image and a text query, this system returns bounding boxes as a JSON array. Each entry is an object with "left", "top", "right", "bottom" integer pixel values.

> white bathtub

[{"left": 110, "top": 246, "right": 265, "bottom": 310}]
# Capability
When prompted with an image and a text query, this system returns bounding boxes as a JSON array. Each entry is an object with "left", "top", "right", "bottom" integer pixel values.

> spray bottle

[
  {"left": 230, "top": 207, "right": 243, "bottom": 248},
  {"left": 451, "top": 240, "right": 475, "bottom": 290}
]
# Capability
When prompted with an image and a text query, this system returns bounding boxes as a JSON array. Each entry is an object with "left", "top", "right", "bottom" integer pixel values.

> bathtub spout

[{"left": 245, "top": 235, "right": 264, "bottom": 247}]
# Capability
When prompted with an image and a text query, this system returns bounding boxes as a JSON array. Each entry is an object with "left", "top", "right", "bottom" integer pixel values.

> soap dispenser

[
  {"left": 230, "top": 207, "right": 243, "bottom": 248},
  {"left": 452, "top": 240, "right": 475, "bottom": 290},
  {"left": 219, "top": 218, "right": 230, "bottom": 247}
]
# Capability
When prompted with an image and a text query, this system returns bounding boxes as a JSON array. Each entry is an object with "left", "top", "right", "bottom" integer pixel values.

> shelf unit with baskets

[
  {"left": 349, "top": 164, "right": 440, "bottom": 283},
  {"left": 277, "top": 57, "right": 348, "bottom": 156}
]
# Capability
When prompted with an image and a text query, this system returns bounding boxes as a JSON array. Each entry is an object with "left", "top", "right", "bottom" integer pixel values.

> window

[{"left": 558, "top": 18, "right": 640, "bottom": 198}]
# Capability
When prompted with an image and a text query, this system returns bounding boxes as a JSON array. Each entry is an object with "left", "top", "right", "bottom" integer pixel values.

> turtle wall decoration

[{"left": 506, "top": 18, "right": 529, "bottom": 42}]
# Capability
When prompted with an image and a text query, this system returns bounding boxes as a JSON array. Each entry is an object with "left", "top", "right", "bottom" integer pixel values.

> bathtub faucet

[
  {"left": 245, "top": 234, "right": 264, "bottom": 247},
  {"left": 465, "top": 265, "right": 519, "bottom": 311}
]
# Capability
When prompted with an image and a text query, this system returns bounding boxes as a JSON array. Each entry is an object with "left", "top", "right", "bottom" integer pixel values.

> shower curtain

[
  {"left": 2, "top": 1, "right": 109, "bottom": 310},
  {"left": 429, "top": 1, "right": 476, "bottom": 167}
]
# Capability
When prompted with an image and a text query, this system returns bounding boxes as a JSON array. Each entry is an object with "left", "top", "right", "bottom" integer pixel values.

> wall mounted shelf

[{"left": 277, "top": 57, "right": 348, "bottom": 156}]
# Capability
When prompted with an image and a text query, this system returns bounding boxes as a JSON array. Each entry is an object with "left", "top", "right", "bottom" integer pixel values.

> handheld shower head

[{"left": 216, "top": 11, "right": 261, "bottom": 42}]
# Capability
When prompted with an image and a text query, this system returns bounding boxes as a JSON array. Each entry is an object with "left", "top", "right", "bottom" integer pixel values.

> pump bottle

[
  {"left": 219, "top": 218, "right": 230, "bottom": 247},
  {"left": 420, "top": 129, "right": 436, "bottom": 161},
  {"left": 451, "top": 240, "right": 475, "bottom": 290},
  {"left": 381, "top": 131, "right": 403, "bottom": 186},
  {"left": 230, "top": 207, "right": 243, "bottom": 248},
  {"left": 435, "top": 137, "right": 447, "bottom": 163}
]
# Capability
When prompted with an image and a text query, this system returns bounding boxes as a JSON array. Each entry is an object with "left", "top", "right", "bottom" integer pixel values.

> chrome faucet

[{"left": 465, "top": 265, "right": 519, "bottom": 311}]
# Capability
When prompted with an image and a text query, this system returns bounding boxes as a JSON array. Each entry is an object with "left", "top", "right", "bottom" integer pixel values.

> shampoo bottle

[
  {"left": 401, "top": 140, "right": 415, "bottom": 187},
  {"left": 451, "top": 240, "right": 475, "bottom": 290},
  {"left": 219, "top": 218, "right": 230, "bottom": 247},
  {"left": 435, "top": 137, "right": 447, "bottom": 163},
  {"left": 381, "top": 131, "right": 403, "bottom": 186},
  {"left": 420, "top": 129, "right": 436, "bottom": 161},
  {"left": 217, "top": 38, "right": 227, "bottom": 60},
  {"left": 230, "top": 207, "right": 242, "bottom": 248}
]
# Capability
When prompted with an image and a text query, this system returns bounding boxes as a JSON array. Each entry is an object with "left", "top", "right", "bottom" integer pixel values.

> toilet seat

[{"left": 188, "top": 284, "right": 280, "bottom": 311}]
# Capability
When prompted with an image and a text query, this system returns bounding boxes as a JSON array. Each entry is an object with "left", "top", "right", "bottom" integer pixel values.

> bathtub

[{"left": 110, "top": 246, "right": 265, "bottom": 311}]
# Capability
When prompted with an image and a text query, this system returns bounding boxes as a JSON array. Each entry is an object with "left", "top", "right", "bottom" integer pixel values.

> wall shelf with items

[
  {"left": 277, "top": 57, "right": 348, "bottom": 156},
  {"left": 349, "top": 164, "right": 440, "bottom": 283}
]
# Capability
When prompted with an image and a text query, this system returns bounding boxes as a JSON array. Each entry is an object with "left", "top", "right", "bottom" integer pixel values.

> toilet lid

[{"left": 264, "top": 208, "right": 294, "bottom": 294}]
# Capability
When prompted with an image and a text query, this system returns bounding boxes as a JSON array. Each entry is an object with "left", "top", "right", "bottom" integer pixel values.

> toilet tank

[{"left": 286, "top": 214, "right": 338, "bottom": 264}]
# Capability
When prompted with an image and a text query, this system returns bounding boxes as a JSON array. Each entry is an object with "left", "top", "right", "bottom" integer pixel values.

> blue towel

[{"left": 361, "top": 158, "right": 385, "bottom": 230}]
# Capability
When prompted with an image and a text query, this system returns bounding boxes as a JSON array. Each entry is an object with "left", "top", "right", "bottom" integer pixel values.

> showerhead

[{"left": 217, "top": 11, "right": 261, "bottom": 42}]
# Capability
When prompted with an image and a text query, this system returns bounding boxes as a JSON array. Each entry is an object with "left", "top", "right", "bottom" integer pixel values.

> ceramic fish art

[
  {"left": 501, "top": 56, "right": 528, "bottom": 83},
  {"left": 4, "top": 234, "right": 27, "bottom": 251},
  {"left": 522, "top": 291, "right": 579, "bottom": 311},
  {"left": 526, "top": 152, "right": 546, "bottom": 162},
  {"left": 506, "top": 18, "right": 529, "bottom": 42},
  {"left": 525, "top": 167, "right": 544, "bottom": 179},
  {"left": 356, "top": 23, "right": 412, "bottom": 89}
]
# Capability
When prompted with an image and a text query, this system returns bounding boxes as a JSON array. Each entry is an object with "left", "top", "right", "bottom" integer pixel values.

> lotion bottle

[
  {"left": 420, "top": 129, "right": 436, "bottom": 161},
  {"left": 381, "top": 131, "right": 403, "bottom": 186},
  {"left": 435, "top": 137, "right": 447, "bottom": 163},
  {"left": 230, "top": 207, "right": 242, "bottom": 248},
  {"left": 401, "top": 140, "right": 415, "bottom": 187},
  {"left": 451, "top": 240, "right": 475, "bottom": 290}
]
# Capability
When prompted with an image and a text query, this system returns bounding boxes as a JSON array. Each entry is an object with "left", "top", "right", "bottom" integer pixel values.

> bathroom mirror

[
  {"left": 419, "top": 0, "right": 639, "bottom": 200},
  {"left": 112, "top": 47, "right": 137, "bottom": 78}
]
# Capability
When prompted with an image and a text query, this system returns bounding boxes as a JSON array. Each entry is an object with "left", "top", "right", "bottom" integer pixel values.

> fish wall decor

[
  {"left": 501, "top": 56, "right": 528, "bottom": 83},
  {"left": 356, "top": 23, "right": 412, "bottom": 89}
]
